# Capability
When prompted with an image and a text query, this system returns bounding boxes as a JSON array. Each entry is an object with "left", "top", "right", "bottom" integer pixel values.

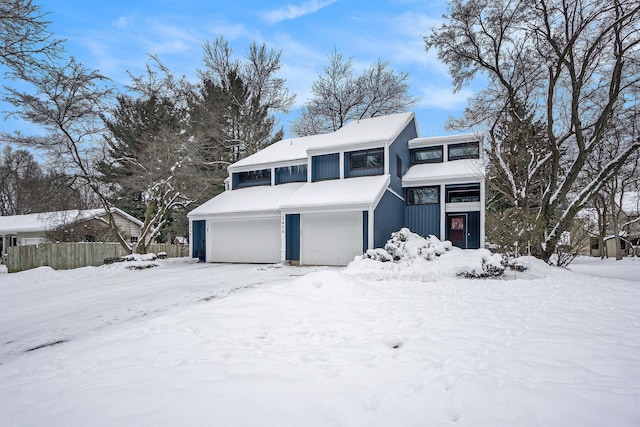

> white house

[
  {"left": 0, "top": 208, "right": 143, "bottom": 259},
  {"left": 188, "top": 112, "right": 485, "bottom": 266}
]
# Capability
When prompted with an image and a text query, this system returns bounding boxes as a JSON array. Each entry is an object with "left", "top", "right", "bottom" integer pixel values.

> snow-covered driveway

[{"left": 0, "top": 259, "right": 320, "bottom": 365}]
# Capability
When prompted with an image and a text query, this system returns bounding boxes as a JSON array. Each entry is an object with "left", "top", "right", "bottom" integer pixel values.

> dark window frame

[
  {"left": 237, "top": 169, "right": 271, "bottom": 186},
  {"left": 349, "top": 148, "right": 384, "bottom": 171},
  {"left": 413, "top": 146, "right": 443, "bottom": 164},
  {"left": 406, "top": 186, "right": 440, "bottom": 205},
  {"left": 448, "top": 141, "right": 480, "bottom": 161},
  {"left": 396, "top": 154, "right": 402, "bottom": 179},
  {"left": 445, "top": 184, "right": 481, "bottom": 203}
]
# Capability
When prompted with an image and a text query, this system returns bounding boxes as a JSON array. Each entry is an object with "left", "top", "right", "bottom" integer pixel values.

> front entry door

[{"left": 447, "top": 214, "right": 467, "bottom": 249}]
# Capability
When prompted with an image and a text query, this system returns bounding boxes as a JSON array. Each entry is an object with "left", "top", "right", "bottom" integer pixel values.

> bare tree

[
  {"left": 291, "top": 49, "right": 419, "bottom": 136},
  {"left": 200, "top": 37, "right": 294, "bottom": 157},
  {"left": 2, "top": 58, "right": 135, "bottom": 252},
  {"left": 426, "top": 0, "right": 640, "bottom": 263},
  {"left": 0, "top": 0, "right": 62, "bottom": 75}
]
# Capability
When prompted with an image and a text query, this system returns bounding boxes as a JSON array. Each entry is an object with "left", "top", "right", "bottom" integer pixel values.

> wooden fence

[{"left": 6, "top": 242, "right": 189, "bottom": 273}]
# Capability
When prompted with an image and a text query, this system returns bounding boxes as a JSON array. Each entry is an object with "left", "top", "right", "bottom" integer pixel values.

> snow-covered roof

[
  {"left": 280, "top": 175, "right": 390, "bottom": 212},
  {"left": 188, "top": 175, "right": 391, "bottom": 218},
  {"left": 188, "top": 183, "right": 305, "bottom": 219},
  {"left": 402, "top": 159, "right": 485, "bottom": 187},
  {"left": 409, "top": 132, "right": 483, "bottom": 149},
  {"left": 229, "top": 112, "right": 416, "bottom": 171},
  {"left": 0, "top": 208, "right": 142, "bottom": 235}
]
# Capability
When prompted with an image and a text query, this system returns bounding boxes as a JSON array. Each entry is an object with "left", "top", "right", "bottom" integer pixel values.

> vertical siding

[
  {"left": 311, "top": 153, "right": 340, "bottom": 181},
  {"left": 285, "top": 214, "right": 301, "bottom": 260},
  {"left": 192, "top": 220, "right": 206, "bottom": 260},
  {"left": 389, "top": 118, "right": 416, "bottom": 194},
  {"left": 467, "top": 211, "right": 480, "bottom": 249},
  {"left": 374, "top": 190, "right": 404, "bottom": 248},
  {"left": 276, "top": 165, "right": 308, "bottom": 184},
  {"left": 404, "top": 204, "right": 441, "bottom": 239},
  {"left": 362, "top": 211, "right": 369, "bottom": 252}
]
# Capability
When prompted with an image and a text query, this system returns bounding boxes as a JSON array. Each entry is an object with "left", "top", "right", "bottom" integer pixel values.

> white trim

[
  {"left": 386, "top": 187, "right": 405, "bottom": 202},
  {"left": 281, "top": 204, "right": 372, "bottom": 215},
  {"left": 339, "top": 151, "right": 345, "bottom": 179},
  {"left": 307, "top": 139, "right": 388, "bottom": 156},
  {"left": 280, "top": 213, "right": 286, "bottom": 262},
  {"left": 229, "top": 159, "right": 307, "bottom": 174},
  {"left": 368, "top": 207, "right": 374, "bottom": 250},
  {"left": 190, "top": 211, "right": 281, "bottom": 221},
  {"left": 445, "top": 202, "right": 481, "bottom": 212},
  {"left": 409, "top": 132, "right": 483, "bottom": 149}
]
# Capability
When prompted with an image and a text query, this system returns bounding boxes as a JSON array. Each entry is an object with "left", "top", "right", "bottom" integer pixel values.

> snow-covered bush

[
  {"left": 456, "top": 250, "right": 505, "bottom": 278},
  {"left": 105, "top": 253, "right": 160, "bottom": 270},
  {"left": 363, "top": 228, "right": 451, "bottom": 263},
  {"left": 353, "top": 228, "right": 505, "bottom": 280}
]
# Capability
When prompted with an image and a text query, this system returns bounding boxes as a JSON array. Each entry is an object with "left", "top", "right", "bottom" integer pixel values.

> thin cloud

[{"left": 263, "top": 0, "right": 337, "bottom": 24}]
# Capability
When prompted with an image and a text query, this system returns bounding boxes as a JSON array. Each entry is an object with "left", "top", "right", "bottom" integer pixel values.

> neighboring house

[
  {"left": 188, "top": 112, "right": 485, "bottom": 266},
  {"left": 588, "top": 191, "right": 640, "bottom": 257},
  {"left": 0, "top": 208, "right": 143, "bottom": 259}
]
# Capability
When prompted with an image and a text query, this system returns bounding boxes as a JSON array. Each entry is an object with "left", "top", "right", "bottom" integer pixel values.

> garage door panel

[
  {"left": 301, "top": 212, "right": 362, "bottom": 266},
  {"left": 208, "top": 217, "right": 281, "bottom": 263}
]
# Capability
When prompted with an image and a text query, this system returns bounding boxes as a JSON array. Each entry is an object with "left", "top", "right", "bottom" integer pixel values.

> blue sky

[{"left": 6, "top": 0, "right": 480, "bottom": 138}]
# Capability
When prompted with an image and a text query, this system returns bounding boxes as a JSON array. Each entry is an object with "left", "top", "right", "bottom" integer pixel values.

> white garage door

[
  {"left": 301, "top": 212, "right": 362, "bottom": 266},
  {"left": 207, "top": 217, "right": 281, "bottom": 263}
]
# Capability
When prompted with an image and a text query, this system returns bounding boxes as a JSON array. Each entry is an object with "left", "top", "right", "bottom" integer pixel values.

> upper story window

[
  {"left": 237, "top": 169, "right": 271, "bottom": 188},
  {"left": 406, "top": 186, "right": 440, "bottom": 205},
  {"left": 350, "top": 149, "right": 384, "bottom": 170},
  {"left": 413, "top": 146, "right": 443, "bottom": 164},
  {"left": 275, "top": 165, "right": 307, "bottom": 184},
  {"left": 448, "top": 141, "right": 480, "bottom": 161},
  {"left": 445, "top": 183, "right": 480, "bottom": 203}
]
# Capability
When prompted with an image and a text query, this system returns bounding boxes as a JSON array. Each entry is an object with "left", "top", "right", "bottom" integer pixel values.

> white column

[
  {"left": 280, "top": 213, "right": 287, "bottom": 262},
  {"left": 368, "top": 208, "right": 375, "bottom": 249},
  {"left": 339, "top": 152, "right": 345, "bottom": 179}
]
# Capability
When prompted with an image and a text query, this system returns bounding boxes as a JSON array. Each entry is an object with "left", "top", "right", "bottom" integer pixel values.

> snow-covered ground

[{"left": 1, "top": 255, "right": 639, "bottom": 426}]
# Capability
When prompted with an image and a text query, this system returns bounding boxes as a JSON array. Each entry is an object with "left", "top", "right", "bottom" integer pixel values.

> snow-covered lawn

[{"left": 1, "top": 255, "right": 639, "bottom": 426}]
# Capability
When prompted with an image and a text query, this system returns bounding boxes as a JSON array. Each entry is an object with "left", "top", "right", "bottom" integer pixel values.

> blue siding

[
  {"left": 191, "top": 220, "right": 206, "bottom": 261},
  {"left": 467, "top": 211, "right": 481, "bottom": 249},
  {"left": 276, "top": 165, "right": 307, "bottom": 184},
  {"left": 286, "top": 214, "right": 301, "bottom": 260},
  {"left": 344, "top": 151, "right": 384, "bottom": 178},
  {"left": 389, "top": 118, "right": 417, "bottom": 194},
  {"left": 374, "top": 190, "right": 404, "bottom": 248},
  {"left": 363, "top": 211, "right": 369, "bottom": 252},
  {"left": 311, "top": 153, "right": 340, "bottom": 181},
  {"left": 404, "top": 204, "right": 441, "bottom": 239}
]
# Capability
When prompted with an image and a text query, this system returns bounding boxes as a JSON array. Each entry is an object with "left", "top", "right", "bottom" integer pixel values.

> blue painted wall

[
  {"left": 374, "top": 190, "right": 404, "bottom": 248},
  {"left": 344, "top": 150, "right": 384, "bottom": 178},
  {"left": 191, "top": 220, "right": 206, "bottom": 261},
  {"left": 311, "top": 153, "right": 340, "bottom": 181},
  {"left": 404, "top": 204, "right": 441, "bottom": 239},
  {"left": 276, "top": 165, "right": 307, "bottom": 184},
  {"left": 389, "top": 118, "right": 417, "bottom": 194},
  {"left": 363, "top": 211, "right": 369, "bottom": 252},
  {"left": 286, "top": 214, "right": 301, "bottom": 260}
]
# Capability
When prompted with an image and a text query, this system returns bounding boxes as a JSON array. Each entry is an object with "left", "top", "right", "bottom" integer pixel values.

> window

[
  {"left": 406, "top": 186, "right": 440, "bottom": 205},
  {"left": 396, "top": 154, "right": 402, "bottom": 179},
  {"left": 237, "top": 169, "right": 271, "bottom": 186},
  {"left": 276, "top": 165, "right": 307, "bottom": 184},
  {"left": 130, "top": 236, "right": 139, "bottom": 244},
  {"left": 448, "top": 141, "right": 480, "bottom": 161},
  {"left": 413, "top": 146, "right": 443, "bottom": 164},
  {"left": 445, "top": 184, "right": 480, "bottom": 203},
  {"left": 350, "top": 149, "right": 384, "bottom": 170}
]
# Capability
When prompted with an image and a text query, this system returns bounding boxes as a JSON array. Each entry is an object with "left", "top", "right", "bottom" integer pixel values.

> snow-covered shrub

[
  {"left": 367, "top": 228, "right": 451, "bottom": 263},
  {"left": 500, "top": 253, "right": 529, "bottom": 272},
  {"left": 456, "top": 250, "right": 505, "bottom": 278}
]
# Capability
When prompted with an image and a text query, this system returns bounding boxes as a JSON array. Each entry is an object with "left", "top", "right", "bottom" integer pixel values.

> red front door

[{"left": 448, "top": 214, "right": 467, "bottom": 249}]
